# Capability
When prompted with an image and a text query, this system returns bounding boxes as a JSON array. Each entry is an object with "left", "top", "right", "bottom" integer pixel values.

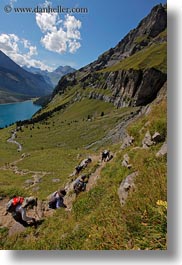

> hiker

[
  {"left": 75, "top": 157, "right": 92, "bottom": 175},
  {"left": 101, "top": 150, "right": 110, "bottom": 162},
  {"left": 73, "top": 175, "right": 88, "bottom": 195},
  {"left": 80, "top": 157, "right": 92, "bottom": 168},
  {"left": 75, "top": 165, "right": 83, "bottom": 175},
  {"left": 48, "top": 189, "right": 67, "bottom": 209},
  {"left": 6, "top": 196, "right": 37, "bottom": 226}
]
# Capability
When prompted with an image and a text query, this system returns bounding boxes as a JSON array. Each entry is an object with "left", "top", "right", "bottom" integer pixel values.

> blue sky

[{"left": 0, "top": 0, "right": 166, "bottom": 71}]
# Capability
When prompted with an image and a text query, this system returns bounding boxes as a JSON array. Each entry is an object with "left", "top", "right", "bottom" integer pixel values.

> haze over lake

[{"left": 0, "top": 101, "right": 41, "bottom": 128}]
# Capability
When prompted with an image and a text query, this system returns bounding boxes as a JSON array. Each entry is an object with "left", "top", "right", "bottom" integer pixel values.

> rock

[
  {"left": 122, "top": 154, "right": 132, "bottom": 169},
  {"left": 21, "top": 153, "right": 30, "bottom": 159},
  {"left": 52, "top": 178, "right": 60, "bottom": 183},
  {"left": 152, "top": 132, "right": 162, "bottom": 143},
  {"left": 33, "top": 176, "right": 42, "bottom": 184},
  {"left": 32, "top": 186, "right": 40, "bottom": 192},
  {"left": 156, "top": 142, "right": 167, "bottom": 157},
  {"left": 121, "top": 134, "right": 134, "bottom": 150},
  {"left": 133, "top": 68, "right": 167, "bottom": 106},
  {"left": 118, "top": 171, "right": 138, "bottom": 206},
  {"left": 24, "top": 179, "right": 34, "bottom": 186},
  {"left": 142, "top": 130, "right": 154, "bottom": 148},
  {"left": 51, "top": 5, "right": 166, "bottom": 109},
  {"left": 8, "top": 222, "right": 26, "bottom": 237}
]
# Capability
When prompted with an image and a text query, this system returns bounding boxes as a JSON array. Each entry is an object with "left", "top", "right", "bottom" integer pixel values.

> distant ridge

[
  {"left": 0, "top": 50, "right": 52, "bottom": 103},
  {"left": 23, "top": 65, "right": 76, "bottom": 88}
]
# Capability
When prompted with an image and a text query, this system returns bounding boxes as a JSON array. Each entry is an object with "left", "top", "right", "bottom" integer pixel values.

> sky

[{"left": 0, "top": 0, "right": 167, "bottom": 72}]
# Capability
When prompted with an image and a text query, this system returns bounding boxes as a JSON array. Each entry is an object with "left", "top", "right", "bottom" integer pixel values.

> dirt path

[
  {"left": 0, "top": 151, "right": 51, "bottom": 192},
  {"left": 64, "top": 155, "right": 111, "bottom": 211},
  {"left": 0, "top": 198, "right": 27, "bottom": 237},
  {"left": 7, "top": 130, "right": 22, "bottom": 152},
  {"left": 0, "top": 154, "right": 112, "bottom": 237}
]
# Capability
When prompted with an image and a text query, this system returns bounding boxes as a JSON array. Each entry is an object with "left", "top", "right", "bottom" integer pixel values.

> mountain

[
  {"left": 0, "top": 51, "right": 52, "bottom": 104},
  {"left": 0, "top": 4, "right": 167, "bottom": 250},
  {"left": 23, "top": 65, "right": 76, "bottom": 88},
  {"left": 50, "top": 4, "right": 166, "bottom": 108}
]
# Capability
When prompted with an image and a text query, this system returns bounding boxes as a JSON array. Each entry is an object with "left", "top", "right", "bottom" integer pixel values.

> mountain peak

[
  {"left": 54, "top": 65, "right": 75, "bottom": 74},
  {"left": 83, "top": 4, "right": 167, "bottom": 72},
  {"left": 52, "top": 4, "right": 167, "bottom": 108}
]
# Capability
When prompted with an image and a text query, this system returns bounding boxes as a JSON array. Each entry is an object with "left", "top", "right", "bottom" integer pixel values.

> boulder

[
  {"left": 152, "top": 132, "right": 162, "bottom": 143},
  {"left": 122, "top": 153, "right": 132, "bottom": 169},
  {"left": 118, "top": 171, "right": 138, "bottom": 206},
  {"left": 121, "top": 134, "right": 134, "bottom": 150},
  {"left": 24, "top": 179, "right": 34, "bottom": 186},
  {"left": 142, "top": 130, "right": 154, "bottom": 148},
  {"left": 156, "top": 142, "right": 167, "bottom": 157}
]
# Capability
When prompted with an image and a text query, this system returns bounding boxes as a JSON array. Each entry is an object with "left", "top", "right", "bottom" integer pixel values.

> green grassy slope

[
  {"left": 100, "top": 42, "right": 167, "bottom": 74},
  {"left": 0, "top": 95, "right": 167, "bottom": 250}
]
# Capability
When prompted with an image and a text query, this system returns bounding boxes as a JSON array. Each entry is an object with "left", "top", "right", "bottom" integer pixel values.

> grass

[
  {"left": 100, "top": 42, "right": 167, "bottom": 74},
  {"left": 127, "top": 99, "right": 167, "bottom": 146},
  {"left": 0, "top": 126, "right": 20, "bottom": 166},
  {"left": 0, "top": 98, "right": 136, "bottom": 200},
  {"left": 0, "top": 93, "right": 167, "bottom": 250},
  {"left": 134, "top": 35, "right": 151, "bottom": 44}
]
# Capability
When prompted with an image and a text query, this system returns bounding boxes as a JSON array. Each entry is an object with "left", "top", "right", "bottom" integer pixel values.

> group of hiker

[
  {"left": 5, "top": 151, "right": 112, "bottom": 227},
  {"left": 75, "top": 157, "right": 92, "bottom": 175}
]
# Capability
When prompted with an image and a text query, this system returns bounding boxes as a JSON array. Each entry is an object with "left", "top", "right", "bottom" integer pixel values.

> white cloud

[
  {"left": 0, "top": 33, "right": 53, "bottom": 71},
  {"left": 68, "top": 40, "right": 81, "bottom": 53},
  {"left": 40, "top": 28, "right": 67, "bottom": 54},
  {"left": 36, "top": 13, "right": 58, "bottom": 33},
  {"left": 36, "top": 11, "right": 82, "bottom": 54},
  {"left": 0, "top": 34, "right": 19, "bottom": 53}
]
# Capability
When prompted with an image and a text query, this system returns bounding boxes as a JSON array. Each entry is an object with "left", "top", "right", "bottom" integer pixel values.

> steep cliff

[{"left": 51, "top": 4, "right": 167, "bottom": 108}]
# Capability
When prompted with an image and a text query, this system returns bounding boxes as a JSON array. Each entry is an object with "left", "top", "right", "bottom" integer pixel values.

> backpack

[
  {"left": 74, "top": 180, "right": 85, "bottom": 193},
  {"left": 48, "top": 192, "right": 57, "bottom": 209},
  {"left": 6, "top": 197, "right": 24, "bottom": 213}
]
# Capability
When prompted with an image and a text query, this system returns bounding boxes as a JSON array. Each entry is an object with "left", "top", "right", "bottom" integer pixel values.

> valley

[{"left": 0, "top": 4, "right": 167, "bottom": 250}]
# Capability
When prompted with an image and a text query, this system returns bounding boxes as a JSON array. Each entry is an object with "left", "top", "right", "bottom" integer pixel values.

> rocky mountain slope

[
  {"left": 0, "top": 4, "right": 167, "bottom": 250},
  {"left": 0, "top": 51, "right": 52, "bottom": 103},
  {"left": 51, "top": 4, "right": 166, "bottom": 109}
]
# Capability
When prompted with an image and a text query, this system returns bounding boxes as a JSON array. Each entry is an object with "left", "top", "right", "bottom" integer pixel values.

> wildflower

[{"left": 156, "top": 200, "right": 167, "bottom": 209}]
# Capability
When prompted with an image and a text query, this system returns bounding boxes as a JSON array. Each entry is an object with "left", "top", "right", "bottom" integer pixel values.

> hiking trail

[
  {"left": 0, "top": 153, "right": 112, "bottom": 237},
  {"left": 7, "top": 130, "right": 22, "bottom": 152},
  {"left": 64, "top": 154, "right": 111, "bottom": 211}
]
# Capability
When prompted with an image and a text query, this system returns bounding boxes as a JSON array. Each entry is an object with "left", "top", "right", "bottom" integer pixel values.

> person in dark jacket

[
  {"left": 73, "top": 175, "right": 88, "bottom": 195},
  {"left": 48, "top": 189, "right": 67, "bottom": 209}
]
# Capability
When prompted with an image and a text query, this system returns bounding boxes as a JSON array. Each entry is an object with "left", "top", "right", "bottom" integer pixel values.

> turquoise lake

[{"left": 0, "top": 101, "right": 41, "bottom": 128}]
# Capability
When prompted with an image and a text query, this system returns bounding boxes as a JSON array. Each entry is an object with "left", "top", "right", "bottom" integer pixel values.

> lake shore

[{"left": 0, "top": 100, "right": 41, "bottom": 128}]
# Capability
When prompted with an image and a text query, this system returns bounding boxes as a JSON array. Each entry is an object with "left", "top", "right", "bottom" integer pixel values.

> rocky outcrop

[
  {"left": 142, "top": 131, "right": 154, "bottom": 148},
  {"left": 122, "top": 154, "right": 132, "bottom": 169},
  {"left": 49, "top": 4, "right": 167, "bottom": 109},
  {"left": 142, "top": 131, "right": 163, "bottom": 148},
  {"left": 118, "top": 171, "right": 138, "bottom": 206},
  {"left": 156, "top": 141, "right": 167, "bottom": 157},
  {"left": 101, "top": 68, "right": 166, "bottom": 107},
  {"left": 121, "top": 134, "right": 134, "bottom": 150},
  {"left": 83, "top": 4, "right": 167, "bottom": 71},
  {"left": 152, "top": 132, "right": 162, "bottom": 143}
]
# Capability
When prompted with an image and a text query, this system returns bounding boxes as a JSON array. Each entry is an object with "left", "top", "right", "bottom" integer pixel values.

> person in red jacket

[{"left": 6, "top": 196, "right": 37, "bottom": 226}]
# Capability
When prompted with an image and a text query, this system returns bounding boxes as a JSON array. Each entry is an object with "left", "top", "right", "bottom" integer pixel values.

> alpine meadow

[{"left": 0, "top": 3, "right": 167, "bottom": 250}]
